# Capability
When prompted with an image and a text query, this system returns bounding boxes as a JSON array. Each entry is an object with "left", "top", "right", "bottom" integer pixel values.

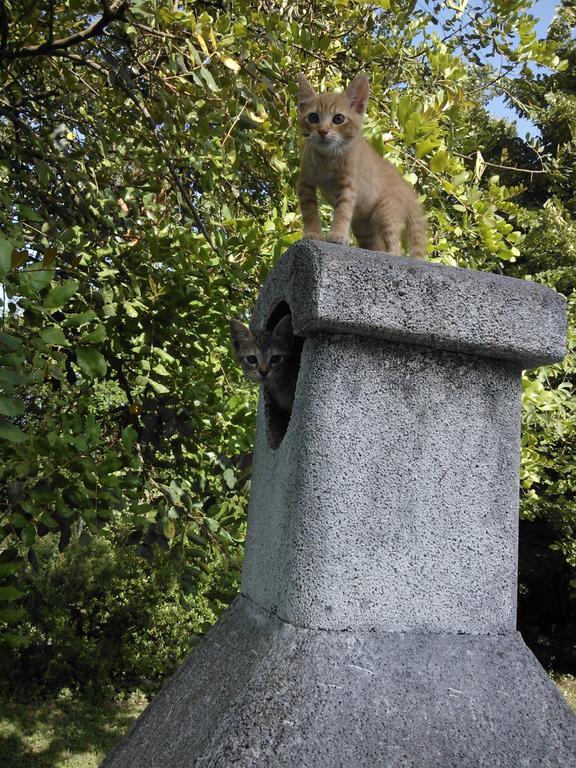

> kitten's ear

[
  {"left": 272, "top": 314, "right": 294, "bottom": 341},
  {"left": 230, "top": 319, "right": 252, "bottom": 352},
  {"left": 345, "top": 73, "right": 369, "bottom": 114},
  {"left": 297, "top": 74, "right": 317, "bottom": 109}
]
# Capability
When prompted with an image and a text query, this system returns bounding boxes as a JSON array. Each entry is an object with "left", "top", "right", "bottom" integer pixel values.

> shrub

[{"left": 0, "top": 536, "right": 222, "bottom": 695}]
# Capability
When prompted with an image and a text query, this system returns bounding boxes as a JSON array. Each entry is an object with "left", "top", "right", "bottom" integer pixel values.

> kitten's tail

[{"left": 406, "top": 200, "right": 428, "bottom": 260}]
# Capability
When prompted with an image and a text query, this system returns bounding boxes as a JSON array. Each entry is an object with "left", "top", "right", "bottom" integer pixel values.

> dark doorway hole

[
  {"left": 266, "top": 301, "right": 291, "bottom": 331},
  {"left": 264, "top": 303, "right": 304, "bottom": 450}
]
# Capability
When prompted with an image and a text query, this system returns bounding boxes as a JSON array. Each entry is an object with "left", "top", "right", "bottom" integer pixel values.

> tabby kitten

[
  {"left": 230, "top": 315, "right": 299, "bottom": 412},
  {"left": 297, "top": 73, "right": 427, "bottom": 259}
]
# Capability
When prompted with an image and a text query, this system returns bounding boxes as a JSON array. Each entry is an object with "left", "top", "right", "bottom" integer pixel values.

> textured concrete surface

[
  {"left": 102, "top": 597, "right": 576, "bottom": 768},
  {"left": 101, "top": 243, "right": 574, "bottom": 767},
  {"left": 251, "top": 240, "right": 567, "bottom": 369},
  {"left": 243, "top": 334, "right": 522, "bottom": 633}
]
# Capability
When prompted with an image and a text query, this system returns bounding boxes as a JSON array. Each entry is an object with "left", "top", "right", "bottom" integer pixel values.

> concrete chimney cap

[{"left": 251, "top": 240, "right": 567, "bottom": 370}]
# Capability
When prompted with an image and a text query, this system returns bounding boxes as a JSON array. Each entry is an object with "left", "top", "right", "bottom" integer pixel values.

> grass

[
  {"left": 0, "top": 689, "right": 147, "bottom": 768},
  {"left": 0, "top": 678, "right": 574, "bottom": 767}
]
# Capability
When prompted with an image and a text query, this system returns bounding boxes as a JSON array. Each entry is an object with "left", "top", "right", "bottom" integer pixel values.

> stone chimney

[{"left": 103, "top": 241, "right": 576, "bottom": 768}]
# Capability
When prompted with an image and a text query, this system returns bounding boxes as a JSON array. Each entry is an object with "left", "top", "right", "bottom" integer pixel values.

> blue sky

[
  {"left": 486, "top": 0, "right": 560, "bottom": 137},
  {"left": 531, "top": 0, "right": 561, "bottom": 36}
]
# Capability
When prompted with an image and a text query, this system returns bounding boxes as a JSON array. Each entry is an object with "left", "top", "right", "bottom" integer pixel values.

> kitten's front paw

[
  {"left": 302, "top": 232, "right": 323, "bottom": 241},
  {"left": 326, "top": 232, "right": 350, "bottom": 246}
]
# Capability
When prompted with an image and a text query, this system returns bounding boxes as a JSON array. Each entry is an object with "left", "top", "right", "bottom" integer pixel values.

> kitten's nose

[
  {"left": 318, "top": 128, "right": 329, "bottom": 137},
  {"left": 259, "top": 366, "right": 269, "bottom": 378}
]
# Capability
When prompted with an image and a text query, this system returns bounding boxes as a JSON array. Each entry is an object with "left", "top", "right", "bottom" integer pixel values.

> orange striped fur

[{"left": 297, "top": 74, "right": 427, "bottom": 259}]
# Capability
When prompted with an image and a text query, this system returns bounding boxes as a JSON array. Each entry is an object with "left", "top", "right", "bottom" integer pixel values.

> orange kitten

[{"left": 297, "top": 73, "right": 427, "bottom": 259}]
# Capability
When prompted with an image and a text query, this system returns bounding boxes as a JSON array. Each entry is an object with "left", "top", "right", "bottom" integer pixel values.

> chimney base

[{"left": 103, "top": 596, "right": 576, "bottom": 767}]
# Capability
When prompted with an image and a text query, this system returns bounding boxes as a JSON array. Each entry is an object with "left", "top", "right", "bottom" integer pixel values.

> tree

[
  {"left": 0, "top": 0, "right": 573, "bottom": 674},
  {"left": 481, "top": 2, "right": 576, "bottom": 669}
]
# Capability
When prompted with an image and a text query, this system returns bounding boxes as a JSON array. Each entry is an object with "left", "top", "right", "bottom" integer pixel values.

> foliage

[
  {"left": 500, "top": 5, "right": 576, "bottom": 554},
  {"left": 1, "top": 537, "right": 220, "bottom": 694},
  {"left": 0, "top": 0, "right": 574, "bottom": 675}
]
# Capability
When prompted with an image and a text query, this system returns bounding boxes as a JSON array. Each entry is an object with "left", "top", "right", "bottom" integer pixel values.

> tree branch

[
  {"left": 130, "top": 22, "right": 184, "bottom": 41},
  {"left": 454, "top": 151, "right": 549, "bottom": 176},
  {"left": 0, "top": 0, "right": 129, "bottom": 60}
]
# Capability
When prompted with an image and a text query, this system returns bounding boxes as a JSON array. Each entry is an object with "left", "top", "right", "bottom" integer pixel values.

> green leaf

[
  {"left": 63, "top": 310, "right": 98, "bottom": 328},
  {"left": 220, "top": 55, "right": 241, "bottom": 73},
  {"left": 200, "top": 67, "right": 219, "bottom": 91},
  {"left": 40, "top": 326, "right": 69, "bottom": 346},
  {"left": 451, "top": 171, "right": 470, "bottom": 187},
  {"left": 397, "top": 94, "right": 413, "bottom": 126},
  {"left": 430, "top": 150, "right": 449, "bottom": 173},
  {"left": 0, "top": 368, "right": 27, "bottom": 387},
  {"left": 34, "top": 160, "right": 50, "bottom": 185},
  {"left": 415, "top": 137, "right": 437, "bottom": 159},
  {"left": 80, "top": 324, "right": 106, "bottom": 344},
  {"left": 403, "top": 116, "right": 419, "bottom": 145},
  {"left": 0, "top": 586, "right": 25, "bottom": 601},
  {"left": 0, "top": 236, "right": 13, "bottom": 279},
  {"left": 0, "top": 332, "right": 22, "bottom": 350},
  {"left": 72, "top": 435, "right": 88, "bottom": 451},
  {"left": 0, "top": 422, "right": 28, "bottom": 443},
  {"left": 122, "top": 425, "right": 139, "bottom": 452},
  {"left": 474, "top": 150, "right": 486, "bottom": 180},
  {"left": 10, "top": 513, "right": 28, "bottom": 529},
  {"left": 0, "top": 396, "right": 24, "bottom": 417},
  {"left": 39, "top": 514, "right": 58, "bottom": 530},
  {"left": 149, "top": 379, "right": 170, "bottom": 394},
  {"left": 123, "top": 301, "right": 139, "bottom": 318},
  {"left": 2, "top": 633, "right": 30, "bottom": 648},
  {"left": 44, "top": 278, "right": 80, "bottom": 309},
  {"left": 223, "top": 468, "right": 236, "bottom": 489},
  {"left": 19, "top": 267, "right": 54, "bottom": 294},
  {"left": 161, "top": 518, "right": 176, "bottom": 539},
  {"left": 20, "top": 525, "right": 36, "bottom": 547},
  {"left": 76, "top": 347, "right": 107, "bottom": 378},
  {"left": 0, "top": 606, "right": 26, "bottom": 623},
  {"left": 0, "top": 562, "right": 21, "bottom": 577}
]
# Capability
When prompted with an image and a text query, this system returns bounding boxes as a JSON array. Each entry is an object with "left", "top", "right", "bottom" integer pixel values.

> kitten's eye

[
  {"left": 307, "top": 112, "right": 319, "bottom": 123},
  {"left": 270, "top": 354, "right": 283, "bottom": 365},
  {"left": 246, "top": 355, "right": 258, "bottom": 365},
  {"left": 332, "top": 113, "right": 345, "bottom": 124}
]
